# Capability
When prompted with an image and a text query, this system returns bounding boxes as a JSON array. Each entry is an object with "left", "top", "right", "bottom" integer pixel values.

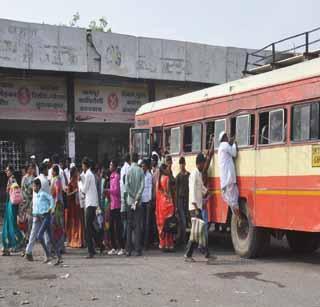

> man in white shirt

[
  {"left": 185, "top": 153, "right": 210, "bottom": 261},
  {"left": 30, "top": 155, "right": 39, "bottom": 176},
  {"left": 120, "top": 154, "right": 131, "bottom": 213},
  {"left": 63, "top": 158, "right": 72, "bottom": 184},
  {"left": 140, "top": 159, "right": 153, "bottom": 249},
  {"left": 81, "top": 157, "right": 99, "bottom": 258},
  {"left": 218, "top": 131, "right": 240, "bottom": 216},
  {"left": 120, "top": 154, "right": 131, "bottom": 250}
]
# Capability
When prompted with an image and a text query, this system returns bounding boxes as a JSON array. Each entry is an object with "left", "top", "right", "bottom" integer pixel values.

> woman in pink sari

[{"left": 156, "top": 164, "right": 175, "bottom": 251}]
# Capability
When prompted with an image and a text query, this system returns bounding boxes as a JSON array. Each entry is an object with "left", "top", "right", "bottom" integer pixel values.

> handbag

[
  {"left": 189, "top": 217, "right": 207, "bottom": 247},
  {"left": 163, "top": 215, "right": 178, "bottom": 234}
]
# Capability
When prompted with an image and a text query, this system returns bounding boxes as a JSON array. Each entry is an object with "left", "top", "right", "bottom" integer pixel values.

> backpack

[{"left": 10, "top": 185, "right": 23, "bottom": 205}]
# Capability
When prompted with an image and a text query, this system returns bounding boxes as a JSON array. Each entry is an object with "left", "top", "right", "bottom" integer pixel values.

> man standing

[
  {"left": 37, "top": 163, "right": 50, "bottom": 194},
  {"left": 184, "top": 153, "right": 210, "bottom": 261},
  {"left": 120, "top": 154, "right": 131, "bottom": 213},
  {"left": 81, "top": 157, "right": 99, "bottom": 258},
  {"left": 120, "top": 154, "right": 131, "bottom": 248},
  {"left": 30, "top": 155, "right": 39, "bottom": 176},
  {"left": 141, "top": 159, "right": 153, "bottom": 249},
  {"left": 175, "top": 157, "right": 190, "bottom": 246},
  {"left": 150, "top": 154, "right": 160, "bottom": 247},
  {"left": 218, "top": 131, "right": 240, "bottom": 216},
  {"left": 64, "top": 158, "right": 72, "bottom": 184},
  {"left": 125, "top": 153, "right": 145, "bottom": 256}
]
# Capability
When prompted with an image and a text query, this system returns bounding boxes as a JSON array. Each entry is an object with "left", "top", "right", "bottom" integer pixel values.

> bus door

[{"left": 130, "top": 128, "right": 151, "bottom": 158}]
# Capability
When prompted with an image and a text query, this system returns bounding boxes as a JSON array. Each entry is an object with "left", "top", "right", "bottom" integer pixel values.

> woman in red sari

[
  {"left": 66, "top": 167, "right": 85, "bottom": 248},
  {"left": 156, "top": 164, "right": 175, "bottom": 251}
]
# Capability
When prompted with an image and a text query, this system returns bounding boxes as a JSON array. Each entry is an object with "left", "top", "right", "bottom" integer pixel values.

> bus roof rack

[{"left": 243, "top": 27, "right": 320, "bottom": 76}]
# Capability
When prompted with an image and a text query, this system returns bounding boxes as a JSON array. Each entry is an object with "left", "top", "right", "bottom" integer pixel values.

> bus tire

[
  {"left": 286, "top": 231, "right": 320, "bottom": 254},
  {"left": 231, "top": 202, "right": 270, "bottom": 258}
]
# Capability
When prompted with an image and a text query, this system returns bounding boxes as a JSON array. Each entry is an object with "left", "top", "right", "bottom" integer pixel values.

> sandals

[{"left": 54, "top": 258, "right": 63, "bottom": 266}]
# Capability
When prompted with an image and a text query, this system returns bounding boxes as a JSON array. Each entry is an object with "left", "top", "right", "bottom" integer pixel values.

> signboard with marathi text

[
  {"left": 74, "top": 80, "right": 148, "bottom": 123},
  {"left": 312, "top": 145, "right": 320, "bottom": 167},
  {"left": 0, "top": 77, "right": 67, "bottom": 121}
]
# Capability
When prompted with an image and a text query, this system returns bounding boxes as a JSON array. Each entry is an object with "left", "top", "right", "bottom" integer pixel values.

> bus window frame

[
  {"left": 151, "top": 126, "right": 164, "bottom": 151},
  {"left": 182, "top": 122, "right": 203, "bottom": 155},
  {"left": 290, "top": 100, "right": 320, "bottom": 144},
  {"left": 257, "top": 107, "right": 287, "bottom": 148},
  {"left": 164, "top": 125, "right": 182, "bottom": 156},
  {"left": 234, "top": 114, "right": 255, "bottom": 149},
  {"left": 203, "top": 117, "right": 227, "bottom": 152},
  {"left": 269, "top": 108, "right": 285, "bottom": 145}
]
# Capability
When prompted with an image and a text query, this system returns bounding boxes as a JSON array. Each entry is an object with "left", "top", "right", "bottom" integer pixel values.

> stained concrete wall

[
  {"left": 90, "top": 32, "right": 250, "bottom": 83},
  {"left": 0, "top": 19, "right": 87, "bottom": 72},
  {"left": 0, "top": 18, "right": 251, "bottom": 83}
]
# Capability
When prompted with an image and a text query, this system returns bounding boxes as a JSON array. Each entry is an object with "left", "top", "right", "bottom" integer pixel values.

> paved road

[{"left": 0, "top": 236, "right": 320, "bottom": 307}]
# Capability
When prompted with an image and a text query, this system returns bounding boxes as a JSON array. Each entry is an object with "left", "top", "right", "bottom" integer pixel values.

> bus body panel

[{"left": 134, "top": 60, "right": 320, "bottom": 233}]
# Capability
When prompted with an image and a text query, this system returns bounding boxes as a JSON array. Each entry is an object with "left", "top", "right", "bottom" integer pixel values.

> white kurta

[
  {"left": 189, "top": 168, "right": 208, "bottom": 211},
  {"left": 218, "top": 142, "right": 237, "bottom": 189}
]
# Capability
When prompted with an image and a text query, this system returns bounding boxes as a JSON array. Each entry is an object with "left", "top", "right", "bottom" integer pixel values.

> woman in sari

[
  {"left": 51, "top": 165, "right": 65, "bottom": 265},
  {"left": 66, "top": 166, "right": 85, "bottom": 248},
  {"left": 2, "top": 165, "right": 23, "bottom": 256},
  {"left": 156, "top": 164, "right": 175, "bottom": 251},
  {"left": 20, "top": 164, "right": 35, "bottom": 243}
]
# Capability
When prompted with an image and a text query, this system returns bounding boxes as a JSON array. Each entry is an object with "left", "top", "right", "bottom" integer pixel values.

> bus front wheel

[
  {"left": 231, "top": 203, "right": 270, "bottom": 258},
  {"left": 286, "top": 231, "right": 320, "bottom": 253}
]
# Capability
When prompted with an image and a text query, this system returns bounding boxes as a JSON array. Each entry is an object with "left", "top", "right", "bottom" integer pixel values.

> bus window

[
  {"left": 165, "top": 127, "right": 181, "bottom": 154},
  {"left": 259, "top": 112, "right": 269, "bottom": 144},
  {"left": 183, "top": 123, "right": 202, "bottom": 153},
  {"left": 310, "top": 103, "right": 320, "bottom": 139},
  {"left": 269, "top": 109, "right": 284, "bottom": 143},
  {"left": 292, "top": 102, "right": 320, "bottom": 141},
  {"left": 214, "top": 119, "right": 226, "bottom": 148},
  {"left": 170, "top": 127, "right": 181, "bottom": 154},
  {"left": 259, "top": 109, "right": 286, "bottom": 144},
  {"left": 152, "top": 127, "right": 162, "bottom": 152},
  {"left": 236, "top": 115, "right": 251, "bottom": 147},
  {"left": 231, "top": 114, "right": 255, "bottom": 147},
  {"left": 164, "top": 129, "right": 171, "bottom": 153}
]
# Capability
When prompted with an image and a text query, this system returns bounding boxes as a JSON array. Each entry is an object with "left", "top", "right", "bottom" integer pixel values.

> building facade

[{"left": 0, "top": 18, "right": 251, "bottom": 171}]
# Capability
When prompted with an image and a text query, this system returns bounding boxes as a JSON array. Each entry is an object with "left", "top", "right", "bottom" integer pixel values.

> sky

[{"left": 1, "top": 0, "right": 320, "bottom": 49}]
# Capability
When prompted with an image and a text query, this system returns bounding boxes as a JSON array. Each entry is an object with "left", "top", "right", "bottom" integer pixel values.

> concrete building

[{"left": 0, "top": 18, "right": 252, "bottom": 172}]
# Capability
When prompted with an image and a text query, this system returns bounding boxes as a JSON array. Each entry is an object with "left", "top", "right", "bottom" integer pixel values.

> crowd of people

[{"left": 1, "top": 131, "right": 240, "bottom": 263}]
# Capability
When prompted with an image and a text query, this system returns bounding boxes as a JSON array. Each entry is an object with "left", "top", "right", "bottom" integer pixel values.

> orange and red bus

[{"left": 132, "top": 57, "right": 320, "bottom": 258}]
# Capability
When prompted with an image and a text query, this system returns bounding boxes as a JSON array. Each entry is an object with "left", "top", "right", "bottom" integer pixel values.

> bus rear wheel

[
  {"left": 286, "top": 231, "right": 320, "bottom": 253},
  {"left": 231, "top": 203, "right": 270, "bottom": 258}
]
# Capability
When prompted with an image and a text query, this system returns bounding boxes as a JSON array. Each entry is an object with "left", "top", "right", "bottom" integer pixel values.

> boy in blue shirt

[{"left": 25, "top": 179, "right": 54, "bottom": 263}]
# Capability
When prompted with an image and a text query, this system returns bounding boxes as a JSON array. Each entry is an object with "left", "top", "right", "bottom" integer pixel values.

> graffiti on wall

[{"left": 0, "top": 20, "right": 87, "bottom": 71}]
